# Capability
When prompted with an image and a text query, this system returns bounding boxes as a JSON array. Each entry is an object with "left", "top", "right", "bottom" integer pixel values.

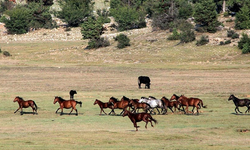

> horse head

[
  {"left": 228, "top": 94, "right": 235, "bottom": 101},
  {"left": 53, "top": 96, "right": 59, "bottom": 104},
  {"left": 122, "top": 110, "right": 129, "bottom": 117}
]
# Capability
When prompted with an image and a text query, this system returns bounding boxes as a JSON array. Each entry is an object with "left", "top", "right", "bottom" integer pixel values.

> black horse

[
  {"left": 228, "top": 94, "right": 250, "bottom": 114},
  {"left": 69, "top": 90, "right": 77, "bottom": 100},
  {"left": 138, "top": 76, "right": 150, "bottom": 89}
]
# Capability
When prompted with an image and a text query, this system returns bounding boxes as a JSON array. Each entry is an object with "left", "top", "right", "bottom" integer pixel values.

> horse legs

[
  {"left": 235, "top": 107, "right": 242, "bottom": 114},
  {"left": 100, "top": 108, "right": 107, "bottom": 115},
  {"left": 14, "top": 107, "right": 20, "bottom": 113},
  {"left": 55, "top": 108, "right": 60, "bottom": 114}
]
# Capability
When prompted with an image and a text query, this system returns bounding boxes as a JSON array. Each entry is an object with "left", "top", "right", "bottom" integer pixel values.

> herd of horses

[{"left": 12, "top": 89, "right": 250, "bottom": 131}]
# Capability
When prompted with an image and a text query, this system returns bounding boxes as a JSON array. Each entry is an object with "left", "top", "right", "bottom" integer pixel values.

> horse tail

[
  {"left": 76, "top": 101, "right": 82, "bottom": 107},
  {"left": 199, "top": 100, "right": 207, "bottom": 108},
  {"left": 33, "top": 101, "right": 38, "bottom": 111}
]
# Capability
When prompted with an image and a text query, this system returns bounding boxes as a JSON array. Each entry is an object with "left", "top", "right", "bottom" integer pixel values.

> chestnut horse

[
  {"left": 13, "top": 96, "right": 37, "bottom": 115},
  {"left": 161, "top": 96, "right": 180, "bottom": 113},
  {"left": 109, "top": 96, "right": 130, "bottom": 115},
  {"left": 93, "top": 99, "right": 114, "bottom": 115},
  {"left": 122, "top": 110, "right": 157, "bottom": 131},
  {"left": 53, "top": 96, "right": 82, "bottom": 116},
  {"left": 228, "top": 94, "right": 250, "bottom": 114},
  {"left": 177, "top": 95, "right": 207, "bottom": 115}
]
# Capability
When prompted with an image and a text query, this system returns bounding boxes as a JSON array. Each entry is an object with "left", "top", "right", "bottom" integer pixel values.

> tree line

[{"left": 1, "top": 0, "right": 250, "bottom": 52}]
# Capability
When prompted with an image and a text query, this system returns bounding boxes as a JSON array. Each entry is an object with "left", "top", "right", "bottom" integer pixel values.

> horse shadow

[
  {"left": 55, "top": 112, "right": 84, "bottom": 116},
  {"left": 19, "top": 112, "right": 38, "bottom": 115},
  {"left": 231, "top": 113, "right": 250, "bottom": 116}
]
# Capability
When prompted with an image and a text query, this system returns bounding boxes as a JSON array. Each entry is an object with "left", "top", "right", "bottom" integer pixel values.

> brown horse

[
  {"left": 93, "top": 99, "right": 114, "bottom": 115},
  {"left": 13, "top": 96, "right": 38, "bottom": 115},
  {"left": 129, "top": 100, "right": 149, "bottom": 113},
  {"left": 177, "top": 95, "right": 207, "bottom": 115},
  {"left": 109, "top": 96, "right": 130, "bottom": 115},
  {"left": 161, "top": 96, "right": 180, "bottom": 113},
  {"left": 53, "top": 96, "right": 82, "bottom": 116},
  {"left": 122, "top": 110, "right": 157, "bottom": 131}
]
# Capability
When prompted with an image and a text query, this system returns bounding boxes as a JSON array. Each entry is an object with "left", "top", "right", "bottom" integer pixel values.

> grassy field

[{"left": 1, "top": 29, "right": 250, "bottom": 150}]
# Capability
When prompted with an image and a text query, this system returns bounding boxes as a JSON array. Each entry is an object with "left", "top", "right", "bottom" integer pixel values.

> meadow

[{"left": 1, "top": 29, "right": 250, "bottom": 149}]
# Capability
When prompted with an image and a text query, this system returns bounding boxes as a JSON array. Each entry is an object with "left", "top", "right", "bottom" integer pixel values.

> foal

[
  {"left": 13, "top": 96, "right": 38, "bottom": 115},
  {"left": 93, "top": 99, "right": 114, "bottom": 115},
  {"left": 122, "top": 110, "right": 157, "bottom": 131}
]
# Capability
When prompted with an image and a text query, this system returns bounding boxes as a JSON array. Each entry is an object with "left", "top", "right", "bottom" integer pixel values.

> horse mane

[
  {"left": 110, "top": 97, "right": 118, "bottom": 102},
  {"left": 122, "top": 96, "right": 130, "bottom": 100},
  {"left": 56, "top": 96, "right": 66, "bottom": 101},
  {"left": 16, "top": 96, "right": 23, "bottom": 100}
]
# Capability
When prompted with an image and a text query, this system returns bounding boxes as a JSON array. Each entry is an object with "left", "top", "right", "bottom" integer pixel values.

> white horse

[{"left": 139, "top": 96, "right": 166, "bottom": 114}]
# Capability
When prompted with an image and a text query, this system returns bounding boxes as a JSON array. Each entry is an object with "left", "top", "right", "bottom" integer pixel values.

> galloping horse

[
  {"left": 129, "top": 100, "right": 150, "bottom": 113},
  {"left": 93, "top": 99, "right": 114, "bottom": 115},
  {"left": 177, "top": 95, "right": 207, "bottom": 115},
  {"left": 13, "top": 96, "right": 38, "bottom": 115},
  {"left": 109, "top": 96, "right": 130, "bottom": 115},
  {"left": 122, "top": 110, "right": 157, "bottom": 131},
  {"left": 228, "top": 94, "right": 250, "bottom": 114},
  {"left": 139, "top": 97, "right": 165, "bottom": 114},
  {"left": 161, "top": 96, "right": 180, "bottom": 113},
  {"left": 53, "top": 96, "right": 82, "bottom": 116}
]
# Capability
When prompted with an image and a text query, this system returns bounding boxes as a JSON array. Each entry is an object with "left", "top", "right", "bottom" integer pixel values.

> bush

[
  {"left": 110, "top": 6, "right": 146, "bottom": 31},
  {"left": 167, "top": 28, "right": 180, "bottom": 40},
  {"left": 242, "top": 43, "right": 250, "bottom": 54},
  {"left": 57, "top": 0, "right": 94, "bottom": 27},
  {"left": 180, "top": 29, "right": 196, "bottom": 43},
  {"left": 115, "top": 34, "right": 130, "bottom": 49},
  {"left": 97, "top": 9, "right": 110, "bottom": 24},
  {"left": 3, "top": 51, "right": 11, "bottom": 56},
  {"left": 2, "top": 6, "right": 32, "bottom": 34},
  {"left": 196, "top": 35, "right": 209, "bottom": 46},
  {"left": 227, "top": 30, "right": 239, "bottom": 39},
  {"left": 81, "top": 17, "right": 104, "bottom": 40},
  {"left": 87, "top": 38, "right": 110, "bottom": 49},
  {"left": 238, "top": 33, "right": 250, "bottom": 49},
  {"left": 225, "top": 40, "right": 231, "bottom": 45}
]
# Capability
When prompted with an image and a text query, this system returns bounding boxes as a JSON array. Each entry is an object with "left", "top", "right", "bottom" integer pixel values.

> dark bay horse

[
  {"left": 93, "top": 99, "right": 114, "bottom": 115},
  {"left": 69, "top": 90, "right": 77, "bottom": 100},
  {"left": 129, "top": 100, "right": 149, "bottom": 113},
  {"left": 161, "top": 96, "right": 180, "bottom": 113},
  {"left": 177, "top": 95, "right": 207, "bottom": 115},
  {"left": 122, "top": 110, "right": 157, "bottom": 131},
  {"left": 53, "top": 96, "right": 82, "bottom": 116},
  {"left": 228, "top": 94, "right": 250, "bottom": 114},
  {"left": 109, "top": 96, "right": 130, "bottom": 115},
  {"left": 13, "top": 96, "right": 38, "bottom": 115}
]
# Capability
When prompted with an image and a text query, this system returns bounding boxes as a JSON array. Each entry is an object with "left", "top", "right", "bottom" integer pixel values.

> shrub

[
  {"left": 2, "top": 6, "right": 32, "bottom": 34},
  {"left": 167, "top": 28, "right": 180, "bottom": 40},
  {"left": 97, "top": 9, "right": 110, "bottom": 24},
  {"left": 227, "top": 30, "right": 239, "bottom": 39},
  {"left": 81, "top": 17, "right": 104, "bottom": 40},
  {"left": 57, "top": 0, "right": 94, "bottom": 27},
  {"left": 3, "top": 51, "right": 11, "bottom": 56},
  {"left": 225, "top": 40, "right": 231, "bottom": 45},
  {"left": 242, "top": 43, "right": 250, "bottom": 54},
  {"left": 87, "top": 38, "right": 110, "bottom": 49},
  {"left": 238, "top": 33, "right": 250, "bottom": 49},
  {"left": 180, "top": 29, "right": 196, "bottom": 43},
  {"left": 196, "top": 35, "right": 209, "bottom": 46},
  {"left": 115, "top": 34, "right": 130, "bottom": 49}
]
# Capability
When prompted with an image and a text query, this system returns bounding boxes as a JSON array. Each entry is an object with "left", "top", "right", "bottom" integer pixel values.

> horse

[
  {"left": 109, "top": 96, "right": 130, "bottom": 115},
  {"left": 69, "top": 90, "right": 77, "bottom": 100},
  {"left": 228, "top": 94, "right": 250, "bottom": 114},
  {"left": 122, "top": 110, "right": 157, "bottom": 131},
  {"left": 93, "top": 99, "right": 114, "bottom": 115},
  {"left": 177, "top": 95, "right": 207, "bottom": 115},
  {"left": 139, "top": 97, "right": 165, "bottom": 114},
  {"left": 129, "top": 100, "right": 150, "bottom": 113},
  {"left": 53, "top": 96, "right": 82, "bottom": 116},
  {"left": 161, "top": 96, "right": 180, "bottom": 113},
  {"left": 13, "top": 96, "right": 38, "bottom": 115}
]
